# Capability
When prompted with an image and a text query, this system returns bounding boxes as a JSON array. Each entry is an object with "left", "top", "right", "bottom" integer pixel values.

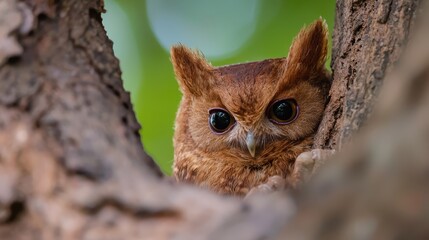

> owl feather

[{"left": 171, "top": 19, "right": 330, "bottom": 196}]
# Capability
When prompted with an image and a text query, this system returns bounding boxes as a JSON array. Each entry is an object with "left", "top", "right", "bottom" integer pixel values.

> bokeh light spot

[{"left": 146, "top": 0, "right": 260, "bottom": 59}]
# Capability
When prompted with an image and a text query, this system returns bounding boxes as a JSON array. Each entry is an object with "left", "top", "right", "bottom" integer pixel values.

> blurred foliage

[{"left": 103, "top": 0, "right": 336, "bottom": 175}]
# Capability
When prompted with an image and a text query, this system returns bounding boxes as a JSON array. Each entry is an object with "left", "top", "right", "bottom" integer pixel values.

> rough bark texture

[
  {"left": 314, "top": 0, "right": 420, "bottom": 149},
  {"left": 0, "top": 0, "right": 427, "bottom": 239}
]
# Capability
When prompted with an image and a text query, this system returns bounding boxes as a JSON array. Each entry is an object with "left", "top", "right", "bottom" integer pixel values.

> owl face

[
  {"left": 184, "top": 60, "right": 327, "bottom": 161},
  {"left": 171, "top": 19, "right": 330, "bottom": 195}
]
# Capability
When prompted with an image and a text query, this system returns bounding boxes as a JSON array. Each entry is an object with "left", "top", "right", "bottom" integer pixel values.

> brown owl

[{"left": 171, "top": 19, "right": 330, "bottom": 196}]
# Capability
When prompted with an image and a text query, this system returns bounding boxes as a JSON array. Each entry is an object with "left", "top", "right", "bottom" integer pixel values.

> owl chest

[{"left": 174, "top": 147, "right": 301, "bottom": 195}]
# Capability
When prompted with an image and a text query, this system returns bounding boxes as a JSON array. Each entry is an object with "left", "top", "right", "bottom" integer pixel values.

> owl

[{"left": 171, "top": 19, "right": 330, "bottom": 196}]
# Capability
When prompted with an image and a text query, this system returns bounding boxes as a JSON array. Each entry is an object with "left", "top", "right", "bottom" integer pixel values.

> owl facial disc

[{"left": 246, "top": 131, "right": 256, "bottom": 157}]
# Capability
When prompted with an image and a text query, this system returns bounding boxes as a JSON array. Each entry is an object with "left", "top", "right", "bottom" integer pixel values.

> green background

[{"left": 102, "top": 0, "right": 336, "bottom": 174}]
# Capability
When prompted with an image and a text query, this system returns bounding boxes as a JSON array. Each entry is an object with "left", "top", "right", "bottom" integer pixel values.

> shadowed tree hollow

[{"left": 0, "top": 0, "right": 427, "bottom": 239}]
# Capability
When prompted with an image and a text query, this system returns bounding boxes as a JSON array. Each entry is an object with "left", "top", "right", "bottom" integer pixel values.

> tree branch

[{"left": 0, "top": 0, "right": 427, "bottom": 239}]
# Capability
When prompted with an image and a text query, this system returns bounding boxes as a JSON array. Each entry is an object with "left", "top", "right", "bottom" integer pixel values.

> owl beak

[{"left": 246, "top": 132, "right": 256, "bottom": 157}]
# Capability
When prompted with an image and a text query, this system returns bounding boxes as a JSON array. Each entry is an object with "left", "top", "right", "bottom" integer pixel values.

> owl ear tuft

[
  {"left": 171, "top": 45, "right": 213, "bottom": 96},
  {"left": 286, "top": 19, "right": 329, "bottom": 79}
]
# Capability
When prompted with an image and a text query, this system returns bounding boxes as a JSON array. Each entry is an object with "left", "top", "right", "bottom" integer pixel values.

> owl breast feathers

[{"left": 171, "top": 19, "right": 331, "bottom": 196}]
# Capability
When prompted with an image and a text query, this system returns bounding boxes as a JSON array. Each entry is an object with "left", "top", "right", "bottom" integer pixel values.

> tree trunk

[
  {"left": 0, "top": 0, "right": 427, "bottom": 239},
  {"left": 314, "top": 0, "right": 420, "bottom": 149}
]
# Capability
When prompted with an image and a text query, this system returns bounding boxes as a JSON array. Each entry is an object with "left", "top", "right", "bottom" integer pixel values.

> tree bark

[
  {"left": 314, "top": 0, "right": 420, "bottom": 149},
  {"left": 0, "top": 0, "right": 427, "bottom": 239}
]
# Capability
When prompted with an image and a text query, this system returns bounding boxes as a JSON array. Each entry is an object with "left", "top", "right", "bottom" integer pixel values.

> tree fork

[{"left": 0, "top": 0, "right": 426, "bottom": 239}]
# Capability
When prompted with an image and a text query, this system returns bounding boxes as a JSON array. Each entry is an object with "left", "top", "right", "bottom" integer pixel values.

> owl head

[{"left": 171, "top": 20, "right": 330, "bottom": 194}]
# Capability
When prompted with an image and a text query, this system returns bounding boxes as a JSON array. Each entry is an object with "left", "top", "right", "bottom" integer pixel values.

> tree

[{"left": 0, "top": 0, "right": 426, "bottom": 239}]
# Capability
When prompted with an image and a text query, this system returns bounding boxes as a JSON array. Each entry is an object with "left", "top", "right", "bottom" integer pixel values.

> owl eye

[
  {"left": 208, "top": 108, "right": 235, "bottom": 133},
  {"left": 268, "top": 99, "right": 299, "bottom": 124}
]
